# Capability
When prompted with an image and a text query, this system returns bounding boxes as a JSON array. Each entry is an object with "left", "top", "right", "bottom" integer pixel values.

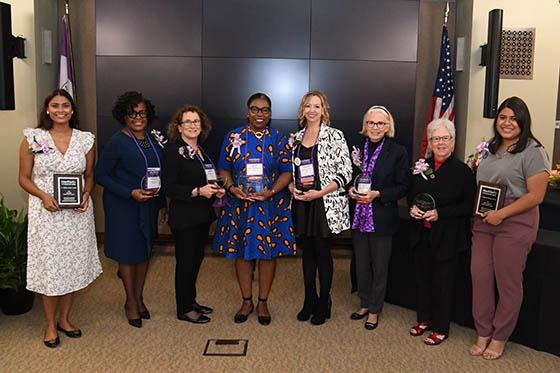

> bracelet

[
  {"left": 196, "top": 187, "right": 200, "bottom": 196},
  {"left": 227, "top": 184, "right": 234, "bottom": 192},
  {"left": 270, "top": 188, "right": 276, "bottom": 195}
]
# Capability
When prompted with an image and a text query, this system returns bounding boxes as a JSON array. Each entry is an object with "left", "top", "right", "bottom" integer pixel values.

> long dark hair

[
  {"left": 37, "top": 89, "right": 78, "bottom": 130},
  {"left": 488, "top": 96, "right": 542, "bottom": 154}
]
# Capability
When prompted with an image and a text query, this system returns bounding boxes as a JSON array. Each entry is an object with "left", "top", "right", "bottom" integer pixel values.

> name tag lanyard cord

[
  {"left": 127, "top": 128, "right": 162, "bottom": 174},
  {"left": 193, "top": 145, "right": 217, "bottom": 183},
  {"left": 295, "top": 123, "right": 322, "bottom": 167}
]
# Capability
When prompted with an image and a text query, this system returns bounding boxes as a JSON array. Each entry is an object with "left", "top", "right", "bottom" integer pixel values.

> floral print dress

[{"left": 24, "top": 128, "right": 102, "bottom": 296}]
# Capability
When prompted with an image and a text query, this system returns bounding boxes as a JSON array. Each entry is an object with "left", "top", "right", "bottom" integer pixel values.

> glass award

[
  {"left": 295, "top": 158, "right": 315, "bottom": 192},
  {"left": 212, "top": 175, "right": 228, "bottom": 208},
  {"left": 353, "top": 174, "right": 372, "bottom": 196},
  {"left": 141, "top": 167, "right": 161, "bottom": 195},
  {"left": 413, "top": 193, "right": 436, "bottom": 213},
  {"left": 236, "top": 174, "right": 268, "bottom": 194},
  {"left": 53, "top": 173, "right": 83, "bottom": 208}
]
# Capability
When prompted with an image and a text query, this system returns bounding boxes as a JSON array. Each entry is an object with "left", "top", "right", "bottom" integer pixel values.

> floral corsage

[
  {"left": 178, "top": 144, "right": 196, "bottom": 159},
  {"left": 466, "top": 140, "right": 489, "bottom": 171},
  {"left": 229, "top": 132, "right": 244, "bottom": 157},
  {"left": 150, "top": 129, "right": 168, "bottom": 148},
  {"left": 288, "top": 132, "right": 303, "bottom": 149},
  {"left": 351, "top": 146, "right": 362, "bottom": 169},
  {"left": 28, "top": 136, "right": 54, "bottom": 154},
  {"left": 412, "top": 158, "right": 434, "bottom": 180}
]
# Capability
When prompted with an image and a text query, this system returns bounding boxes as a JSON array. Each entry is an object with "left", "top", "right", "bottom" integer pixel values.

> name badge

[
  {"left": 246, "top": 158, "right": 264, "bottom": 179},
  {"left": 145, "top": 167, "right": 161, "bottom": 190},
  {"left": 298, "top": 159, "right": 315, "bottom": 184},
  {"left": 203, "top": 164, "right": 217, "bottom": 182},
  {"left": 356, "top": 176, "right": 371, "bottom": 195}
]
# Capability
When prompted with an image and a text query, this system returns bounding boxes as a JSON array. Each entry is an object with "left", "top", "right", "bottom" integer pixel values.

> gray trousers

[{"left": 352, "top": 231, "right": 392, "bottom": 314}]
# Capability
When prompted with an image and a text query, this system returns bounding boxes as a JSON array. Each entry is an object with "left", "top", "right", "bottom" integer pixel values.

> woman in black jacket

[
  {"left": 163, "top": 104, "right": 225, "bottom": 324},
  {"left": 408, "top": 118, "right": 476, "bottom": 345},
  {"left": 348, "top": 105, "right": 409, "bottom": 330}
]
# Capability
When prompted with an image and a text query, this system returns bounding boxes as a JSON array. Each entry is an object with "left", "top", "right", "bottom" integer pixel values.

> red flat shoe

[
  {"left": 410, "top": 322, "right": 432, "bottom": 336},
  {"left": 424, "top": 331, "right": 447, "bottom": 346}
]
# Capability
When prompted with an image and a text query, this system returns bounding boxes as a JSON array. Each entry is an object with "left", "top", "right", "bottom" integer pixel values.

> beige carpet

[{"left": 1, "top": 250, "right": 559, "bottom": 373}]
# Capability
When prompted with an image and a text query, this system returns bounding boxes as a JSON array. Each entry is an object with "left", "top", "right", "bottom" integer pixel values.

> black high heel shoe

[
  {"left": 234, "top": 296, "right": 254, "bottom": 323},
  {"left": 257, "top": 297, "right": 271, "bottom": 326},
  {"left": 139, "top": 310, "right": 151, "bottom": 320},
  {"left": 297, "top": 299, "right": 317, "bottom": 321},
  {"left": 128, "top": 318, "right": 142, "bottom": 328},
  {"left": 56, "top": 323, "right": 82, "bottom": 338},
  {"left": 310, "top": 296, "right": 331, "bottom": 325}
]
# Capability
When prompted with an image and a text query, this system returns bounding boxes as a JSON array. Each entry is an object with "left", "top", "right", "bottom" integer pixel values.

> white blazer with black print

[{"left": 291, "top": 124, "right": 352, "bottom": 234}]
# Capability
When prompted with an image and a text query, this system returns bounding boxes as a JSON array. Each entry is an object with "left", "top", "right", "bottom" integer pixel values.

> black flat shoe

[
  {"left": 310, "top": 313, "right": 327, "bottom": 325},
  {"left": 178, "top": 313, "right": 211, "bottom": 324},
  {"left": 43, "top": 336, "right": 60, "bottom": 348},
  {"left": 350, "top": 311, "right": 368, "bottom": 320},
  {"left": 139, "top": 310, "right": 151, "bottom": 320},
  {"left": 192, "top": 303, "right": 213, "bottom": 315},
  {"left": 365, "top": 321, "right": 378, "bottom": 330},
  {"left": 257, "top": 297, "right": 271, "bottom": 326},
  {"left": 56, "top": 323, "right": 82, "bottom": 338},
  {"left": 297, "top": 307, "right": 313, "bottom": 322},
  {"left": 128, "top": 318, "right": 142, "bottom": 328},
  {"left": 234, "top": 296, "right": 254, "bottom": 324}
]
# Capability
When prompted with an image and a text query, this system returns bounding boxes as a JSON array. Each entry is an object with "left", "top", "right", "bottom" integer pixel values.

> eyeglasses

[
  {"left": 365, "top": 121, "right": 388, "bottom": 129},
  {"left": 429, "top": 135, "right": 453, "bottom": 143},
  {"left": 179, "top": 119, "right": 201, "bottom": 126},
  {"left": 127, "top": 111, "right": 148, "bottom": 119},
  {"left": 249, "top": 106, "right": 271, "bottom": 115}
]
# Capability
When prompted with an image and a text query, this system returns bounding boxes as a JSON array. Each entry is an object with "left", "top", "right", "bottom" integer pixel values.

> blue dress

[
  {"left": 95, "top": 131, "right": 165, "bottom": 264},
  {"left": 213, "top": 125, "right": 296, "bottom": 260}
]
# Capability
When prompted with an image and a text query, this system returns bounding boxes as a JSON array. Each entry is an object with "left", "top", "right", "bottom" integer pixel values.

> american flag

[{"left": 420, "top": 25, "right": 455, "bottom": 157}]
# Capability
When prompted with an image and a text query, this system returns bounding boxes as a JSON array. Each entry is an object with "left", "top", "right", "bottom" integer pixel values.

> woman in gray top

[{"left": 469, "top": 97, "right": 549, "bottom": 360}]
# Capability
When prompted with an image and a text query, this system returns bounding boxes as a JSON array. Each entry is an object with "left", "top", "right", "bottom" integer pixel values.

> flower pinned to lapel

[
  {"left": 150, "top": 129, "right": 168, "bottom": 148},
  {"left": 412, "top": 158, "right": 434, "bottom": 180},
  {"left": 466, "top": 140, "right": 489, "bottom": 171},
  {"left": 288, "top": 132, "right": 302, "bottom": 149},
  {"left": 28, "top": 136, "right": 54, "bottom": 154},
  {"left": 351, "top": 146, "right": 362, "bottom": 169},
  {"left": 178, "top": 144, "right": 196, "bottom": 159},
  {"left": 229, "top": 132, "right": 243, "bottom": 157}
]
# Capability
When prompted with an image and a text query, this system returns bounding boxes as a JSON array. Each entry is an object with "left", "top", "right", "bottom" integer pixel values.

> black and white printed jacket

[{"left": 291, "top": 124, "right": 352, "bottom": 234}]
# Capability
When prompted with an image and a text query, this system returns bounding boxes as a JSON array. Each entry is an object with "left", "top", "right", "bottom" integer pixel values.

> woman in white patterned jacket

[{"left": 288, "top": 90, "right": 352, "bottom": 325}]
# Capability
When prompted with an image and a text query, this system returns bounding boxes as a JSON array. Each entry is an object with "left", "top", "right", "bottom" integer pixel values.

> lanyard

[
  {"left": 193, "top": 145, "right": 216, "bottom": 169},
  {"left": 361, "top": 138, "right": 385, "bottom": 177},
  {"left": 296, "top": 123, "right": 322, "bottom": 164},
  {"left": 244, "top": 126, "right": 267, "bottom": 165},
  {"left": 127, "top": 129, "right": 162, "bottom": 172}
]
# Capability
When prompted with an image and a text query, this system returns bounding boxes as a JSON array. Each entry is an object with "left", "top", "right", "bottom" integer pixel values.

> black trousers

[
  {"left": 172, "top": 222, "right": 210, "bottom": 316},
  {"left": 352, "top": 231, "right": 392, "bottom": 314},
  {"left": 414, "top": 234, "right": 458, "bottom": 334},
  {"left": 299, "top": 236, "right": 333, "bottom": 313}
]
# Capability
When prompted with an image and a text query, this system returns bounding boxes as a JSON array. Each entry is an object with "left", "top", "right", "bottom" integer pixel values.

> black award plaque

[{"left": 53, "top": 173, "right": 83, "bottom": 208}]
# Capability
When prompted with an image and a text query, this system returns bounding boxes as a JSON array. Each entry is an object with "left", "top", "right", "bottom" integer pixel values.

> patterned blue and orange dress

[{"left": 213, "top": 125, "right": 296, "bottom": 260}]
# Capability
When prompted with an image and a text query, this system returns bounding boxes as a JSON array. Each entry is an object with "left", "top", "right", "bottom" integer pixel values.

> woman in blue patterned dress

[{"left": 213, "top": 93, "right": 295, "bottom": 325}]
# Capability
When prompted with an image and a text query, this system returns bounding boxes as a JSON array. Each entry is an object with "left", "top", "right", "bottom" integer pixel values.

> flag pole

[{"left": 444, "top": 1, "right": 450, "bottom": 25}]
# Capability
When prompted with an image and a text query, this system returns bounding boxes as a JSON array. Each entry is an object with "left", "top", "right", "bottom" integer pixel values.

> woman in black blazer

[
  {"left": 408, "top": 118, "right": 476, "bottom": 345},
  {"left": 162, "top": 105, "right": 225, "bottom": 324},
  {"left": 348, "top": 105, "right": 409, "bottom": 330}
]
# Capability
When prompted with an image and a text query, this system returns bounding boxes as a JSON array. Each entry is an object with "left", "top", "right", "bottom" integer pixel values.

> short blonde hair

[
  {"left": 359, "top": 105, "right": 395, "bottom": 138},
  {"left": 297, "top": 90, "right": 331, "bottom": 128}
]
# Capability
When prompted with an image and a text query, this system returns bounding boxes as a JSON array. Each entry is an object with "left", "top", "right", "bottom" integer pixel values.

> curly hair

[
  {"left": 37, "top": 89, "right": 78, "bottom": 130},
  {"left": 167, "top": 104, "right": 212, "bottom": 142},
  {"left": 111, "top": 91, "right": 156, "bottom": 126},
  {"left": 297, "top": 90, "right": 331, "bottom": 128}
]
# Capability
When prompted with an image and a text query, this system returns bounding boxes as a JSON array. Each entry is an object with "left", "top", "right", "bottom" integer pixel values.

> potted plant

[{"left": 0, "top": 194, "right": 34, "bottom": 315}]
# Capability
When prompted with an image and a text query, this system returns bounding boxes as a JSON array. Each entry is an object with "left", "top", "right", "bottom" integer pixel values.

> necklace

[{"left": 249, "top": 127, "right": 264, "bottom": 140}]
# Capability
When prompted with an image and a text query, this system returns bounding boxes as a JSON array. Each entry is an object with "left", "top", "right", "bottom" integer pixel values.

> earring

[{"left": 46, "top": 111, "right": 50, "bottom": 115}]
